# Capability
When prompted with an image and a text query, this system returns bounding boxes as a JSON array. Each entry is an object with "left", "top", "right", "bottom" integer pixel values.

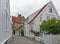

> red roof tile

[
  {"left": 28, "top": 2, "right": 49, "bottom": 24},
  {"left": 12, "top": 16, "right": 17, "bottom": 23},
  {"left": 12, "top": 15, "right": 24, "bottom": 23}
]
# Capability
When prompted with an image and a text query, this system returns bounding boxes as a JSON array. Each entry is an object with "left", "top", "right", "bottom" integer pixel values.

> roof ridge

[{"left": 28, "top": 1, "right": 50, "bottom": 24}]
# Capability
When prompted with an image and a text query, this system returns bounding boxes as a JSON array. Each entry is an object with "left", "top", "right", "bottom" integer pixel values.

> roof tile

[{"left": 12, "top": 15, "right": 24, "bottom": 23}]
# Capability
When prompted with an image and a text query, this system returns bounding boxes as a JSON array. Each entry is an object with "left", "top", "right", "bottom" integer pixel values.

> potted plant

[{"left": 30, "top": 29, "right": 40, "bottom": 36}]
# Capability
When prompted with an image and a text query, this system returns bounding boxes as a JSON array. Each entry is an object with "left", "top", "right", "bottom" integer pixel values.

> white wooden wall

[
  {"left": 0, "top": 0, "right": 12, "bottom": 44},
  {"left": 35, "top": 35, "right": 60, "bottom": 44}
]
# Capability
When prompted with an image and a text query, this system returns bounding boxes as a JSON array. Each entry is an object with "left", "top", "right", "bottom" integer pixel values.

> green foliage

[
  {"left": 30, "top": 29, "right": 35, "bottom": 34},
  {"left": 30, "top": 29, "right": 40, "bottom": 36},
  {"left": 21, "top": 29, "right": 24, "bottom": 36},
  {"left": 40, "top": 18, "right": 60, "bottom": 35}
]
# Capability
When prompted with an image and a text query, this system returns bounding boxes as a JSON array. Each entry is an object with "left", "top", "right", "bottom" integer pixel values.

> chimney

[{"left": 18, "top": 14, "right": 21, "bottom": 16}]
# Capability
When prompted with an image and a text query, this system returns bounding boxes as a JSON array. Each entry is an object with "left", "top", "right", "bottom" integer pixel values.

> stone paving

[{"left": 12, "top": 35, "right": 36, "bottom": 44}]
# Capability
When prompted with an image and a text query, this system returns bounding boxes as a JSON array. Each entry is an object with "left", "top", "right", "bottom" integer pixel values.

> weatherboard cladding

[{"left": 28, "top": 2, "right": 49, "bottom": 24}]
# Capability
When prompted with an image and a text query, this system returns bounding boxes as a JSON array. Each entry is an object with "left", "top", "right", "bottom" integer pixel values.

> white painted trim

[{"left": 1, "top": 35, "right": 12, "bottom": 44}]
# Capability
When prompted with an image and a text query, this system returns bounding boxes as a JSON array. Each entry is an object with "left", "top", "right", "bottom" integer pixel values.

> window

[
  {"left": 40, "top": 17, "right": 42, "bottom": 21},
  {"left": 47, "top": 15, "right": 50, "bottom": 20},
  {"left": 49, "top": 8, "right": 52, "bottom": 13}
]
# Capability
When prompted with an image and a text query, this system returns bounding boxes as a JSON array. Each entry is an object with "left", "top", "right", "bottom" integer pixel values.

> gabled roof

[
  {"left": 28, "top": 1, "right": 50, "bottom": 24},
  {"left": 12, "top": 15, "right": 24, "bottom": 23}
]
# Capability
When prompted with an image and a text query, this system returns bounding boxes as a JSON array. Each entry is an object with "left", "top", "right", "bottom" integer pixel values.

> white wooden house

[
  {"left": 0, "top": 0, "right": 12, "bottom": 44},
  {"left": 24, "top": 1, "right": 59, "bottom": 37}
]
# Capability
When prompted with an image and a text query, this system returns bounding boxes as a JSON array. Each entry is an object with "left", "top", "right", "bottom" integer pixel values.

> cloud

[{"left": 10, "top": 0, "right": 60, "bottom": 18}]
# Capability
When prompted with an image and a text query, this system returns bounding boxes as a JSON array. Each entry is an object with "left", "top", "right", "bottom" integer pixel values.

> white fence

[{"left": 35, "top": 35, "right": 60, "bottom": 44}]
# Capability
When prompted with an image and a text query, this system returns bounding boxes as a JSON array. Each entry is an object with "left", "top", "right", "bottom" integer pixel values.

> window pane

[
  {"left": 47, "top": 15, "right": 50, "bottom": 20},
  {"left": 49, "top": 8, "right": 52, "bottom": 13},
  {"left": 40, "top": 17, "right": 42, "bottom": 21}
]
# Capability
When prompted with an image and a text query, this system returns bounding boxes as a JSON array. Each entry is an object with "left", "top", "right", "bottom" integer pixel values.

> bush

[
  {"left": 40, "top": 18, "right": 60, "bottom": 35},
  {"left": 21, "top": 29, "right": 24, "bottom": 36},
  {"left": 30, "top": 29, "right": 40, "bottom": 36}
]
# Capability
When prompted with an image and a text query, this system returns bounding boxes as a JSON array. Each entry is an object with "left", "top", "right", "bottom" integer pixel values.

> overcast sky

[{"left": 10, "top": 0, "right": 60, "bottom": 18}]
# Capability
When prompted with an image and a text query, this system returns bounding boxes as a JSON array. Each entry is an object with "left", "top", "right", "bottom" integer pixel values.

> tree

[{"left": 40, "top": 18, "right": 60, "bottom": 35}]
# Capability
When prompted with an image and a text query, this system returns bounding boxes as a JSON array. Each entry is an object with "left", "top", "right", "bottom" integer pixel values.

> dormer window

[{"left": 49, "top": 8, "right": 52, "bottom": 13}]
